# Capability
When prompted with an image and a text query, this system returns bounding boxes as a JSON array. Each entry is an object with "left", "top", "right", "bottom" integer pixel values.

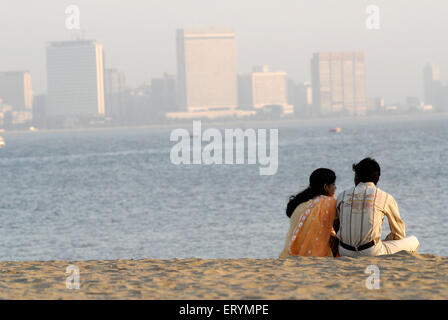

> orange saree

[{"left": 280, "top": 195, "right": 337, "bottom": 257}]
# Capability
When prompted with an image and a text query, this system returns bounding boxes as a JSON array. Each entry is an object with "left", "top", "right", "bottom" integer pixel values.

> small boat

[
  {"left": 329, "top": 127, "right": 341, "bottom": 133},
  {"left": 0, "top": 136, "right": 4, "bottom": 148}
]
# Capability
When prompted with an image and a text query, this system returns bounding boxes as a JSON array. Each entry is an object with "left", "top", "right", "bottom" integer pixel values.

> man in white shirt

[{"left": 336, "top": 158, "right": 420, "bottom": 257}]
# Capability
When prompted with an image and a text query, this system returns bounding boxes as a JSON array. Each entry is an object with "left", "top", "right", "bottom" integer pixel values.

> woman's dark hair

[
  {"left": 286, "top": 168, "right": 336, "bottom": 218},
  {"left": 352, "top": 157, "right": 381, "bottom": 185}
]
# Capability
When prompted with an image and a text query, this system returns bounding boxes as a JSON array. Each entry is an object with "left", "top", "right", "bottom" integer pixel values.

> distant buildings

[
  {"left": 115, "top": 75, "right": 175, "bottom": 125},
  {"left": 123, "top": 81, "right": 151, "bottom": 125},
  {"left": 287, "top": 80, "right": 312, "bottom": 117},
  {"left": 238, "top": 65, "right": 293, "bottom": 115},
  {"left": 367, "top": 96, "right": 385, "bottom": 113},
  {"left": 252, "top": 65, "right": 292, "bottom": 114},
  {"left": 0, "top": 98, "right": 12, "bottom": 129},
  {"left": 433, "top": 86, "right": 448, "bottom": 112},
  {"left": 46, "top": 40, "right": 105, "bottom": 118},
  {"left": 423, "top": 63, "right": 441, "bottom": 107},
  {"left": 123, "top": 76, "right": 178, "bottom": 124},
  {"left": 0, "top": 98, "right": 33, "bottom": 130},
  {"left": 0, "top": 71, "right": 33, "bottom": 111},
  {"left": 150, "top": 73, "right": 177, "bottom": 112},
  {"left": 105, "top": 69, "right": 126, "bottom": 121},
  {"left": 237, "top": 74, "right": 253, "bottom": 110},
  {"left": 3, "top": 28, "right": 444, "bottom": 129},
  {"left": 423, "top": 63, "right": 448, "bottom": 112},
  {"left": 32, "top": 94, "right": 47, "bottom": 128},
  {"left": 0, "top": 71, "right": 33, "bottom": 130},
  {"left": 311, "top": 52, "right": 367, "bottom": 116},
  {"left": 405, "top": 96, "right": 423, "bottom": 111},
  {"left": 176, "top": 28, "right": 238, "bottom": 113}
]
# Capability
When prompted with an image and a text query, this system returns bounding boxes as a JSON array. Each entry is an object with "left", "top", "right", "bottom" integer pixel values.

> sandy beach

[{"left": 0, "top": 251, "right": 446, "bottom": 300}]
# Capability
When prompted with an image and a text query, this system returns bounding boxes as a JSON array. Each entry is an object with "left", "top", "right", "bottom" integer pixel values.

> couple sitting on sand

[{"left": 280, "top": 158, "right": 420, "bottom": 258}]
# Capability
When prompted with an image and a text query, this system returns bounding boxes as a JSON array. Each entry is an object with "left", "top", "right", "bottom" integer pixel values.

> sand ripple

[{"left": 0, "top": 252, "right": 446, "bottom": 299}]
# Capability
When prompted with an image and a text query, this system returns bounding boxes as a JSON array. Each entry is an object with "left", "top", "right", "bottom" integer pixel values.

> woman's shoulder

[
  {"left": 290, "top": 199, "right": 313, "bottom": 219},
  {"left": 311, "top": 195, "right": 337, "bottom": 208},
  {"left": 290, "top": 196, "right": 336, "bottom": 219}
]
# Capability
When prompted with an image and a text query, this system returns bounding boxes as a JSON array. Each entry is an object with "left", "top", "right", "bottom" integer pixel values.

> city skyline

[
  {"left": 1, "top": 33, "right": 446, "bottom": 129},
  {"left": 1, "top": 3, "right": 448, "bottom": 129},
  {"left": 1, "top": 1, "right": 448, "bottom": 103},
  {"left": 3, "top": 29, "right": 448, "bottom": 106}
]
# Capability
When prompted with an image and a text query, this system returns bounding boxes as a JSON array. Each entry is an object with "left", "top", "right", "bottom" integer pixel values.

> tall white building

[
  {"left": 176, "top": 28, "right": 237, "bottom": 112},
  {"left": 252, "top": 65, "right": 290, "bottom": 113},
  {"left": 46, "top": 40, "right": 105, "bottom": 117},
  {"left": 0, "top": 71, "right": 33, "bottom": 111},
  {"left": 238, "top": 65, "right": 292, "bottom": 115},
  {"left": 311, "top": 52, "right": 367, "bottom": 116}
]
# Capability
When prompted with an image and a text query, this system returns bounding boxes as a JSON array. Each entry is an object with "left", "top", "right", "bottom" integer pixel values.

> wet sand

[{"left": 0, "top": 251, "right": 446, "bottom": 299}]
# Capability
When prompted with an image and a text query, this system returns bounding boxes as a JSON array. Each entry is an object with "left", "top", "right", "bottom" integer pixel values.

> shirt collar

[{"left": 358, "top": 182, "right": 376, "bottom": 187}]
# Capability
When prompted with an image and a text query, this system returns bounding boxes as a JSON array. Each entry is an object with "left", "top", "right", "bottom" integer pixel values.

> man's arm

[
  {"left": 383, "top": 196, "right": 406, "bottom": 241},
  {"left": 336, "top": 192, "right": 344, "bottom": 216},
  {"left": 333, "top": 192, "right": 344, "bottom": 235}
]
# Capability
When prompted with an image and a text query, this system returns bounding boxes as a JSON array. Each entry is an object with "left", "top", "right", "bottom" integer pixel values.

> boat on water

[
  {"left": 329, "top": 127, "right": 341, "bottom": 133},
  {"left": 0, "top": 136, "right": 4, "bottom": 148}
]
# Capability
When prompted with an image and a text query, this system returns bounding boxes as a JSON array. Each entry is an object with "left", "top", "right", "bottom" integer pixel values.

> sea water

[{"left": 0, "top": 114, "right": 447, "bottom": 261}]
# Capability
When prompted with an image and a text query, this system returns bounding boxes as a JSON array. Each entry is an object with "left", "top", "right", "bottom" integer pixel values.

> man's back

[
  {"left": 336, "top": 157, "right": 419, "bottom": 257},
  {"left": 336, "top": 182, "right": 406, "bottom": 248}
]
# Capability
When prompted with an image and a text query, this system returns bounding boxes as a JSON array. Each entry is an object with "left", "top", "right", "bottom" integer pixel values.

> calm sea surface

[{"left": 0, "top": 114, "right": 447, "bottom": 261}]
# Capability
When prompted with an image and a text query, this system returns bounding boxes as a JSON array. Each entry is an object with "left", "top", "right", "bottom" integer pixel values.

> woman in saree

[{"left": 279, "top": 168, "right": 339, "bottom": 258}]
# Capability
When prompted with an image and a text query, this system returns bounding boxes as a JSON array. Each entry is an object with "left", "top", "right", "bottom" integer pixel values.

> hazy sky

[{"left": 1, "top": 0, "right": 447, "bottom": 103}]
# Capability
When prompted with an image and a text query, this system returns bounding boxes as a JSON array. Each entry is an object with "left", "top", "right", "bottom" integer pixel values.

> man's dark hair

[{"left": 352, "top": 158, "right": 381, "bottom": 185}]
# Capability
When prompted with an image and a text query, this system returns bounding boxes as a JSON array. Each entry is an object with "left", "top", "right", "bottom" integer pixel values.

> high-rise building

[
  {"left": 176, "top": 28, "right": 237, "bottom": 112},
  {"left": 237, "top": 66, "right": 292, "bottom": 115},
  {"left": 150, "top": 73, "right": 177, "bottom": 112},
  {"left": 287, "top": 80, "right": 313, "bottom": 117},
  {"left": 46, "top": 40, "right": 105, "bottom": 117},
  {"left": 0, "top": 71, "right": 33, "bottom": 110},
  {"left": 237, "top": 74, "right": 253, "bottom": 109},
  {"left": 251, "top": 65, "right": 292, "bottom": 114},
  {"left": 423, "top": 63, "right": 442, "bottom": 106},
  {"left": 105, "top": 69, "right": 126, "bottom": 120},
  {"left": 32, "top": 94, "right": 47, "bottom": 128},
  {"left": 433, "top": 85, "right": 448, "bottom": 112},
  {"left": 311, "top": 52, "right": 367, "bottom": 116}
]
